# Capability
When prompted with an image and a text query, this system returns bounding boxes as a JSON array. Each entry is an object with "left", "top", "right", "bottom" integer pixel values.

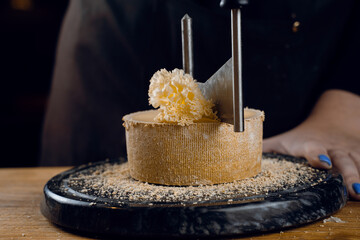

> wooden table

[{"left": 0, "top": 167, "right": 359, "bottom": 240}]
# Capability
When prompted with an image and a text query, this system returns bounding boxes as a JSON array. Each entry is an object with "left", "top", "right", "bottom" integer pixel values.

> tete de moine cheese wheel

[{"left": 123, "top": 108, "right": 264, "bottom": 186}]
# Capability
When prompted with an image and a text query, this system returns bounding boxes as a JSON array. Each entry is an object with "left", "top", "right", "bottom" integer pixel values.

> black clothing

[{"left": 41, "top": 0, "right": 360, "bottom": 166}]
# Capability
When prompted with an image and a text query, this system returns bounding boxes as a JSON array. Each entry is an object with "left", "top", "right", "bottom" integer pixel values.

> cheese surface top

[
  {"left": 148, "top": 69, "right": 218, "bottom": 125},
  {"left": 128, "top": 109, "right": 258, "bottom": 123}
]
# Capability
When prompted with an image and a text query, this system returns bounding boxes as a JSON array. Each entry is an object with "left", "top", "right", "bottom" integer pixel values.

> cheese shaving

[{"left": 148, "top": 69, "right": 218, "bottom": 125}]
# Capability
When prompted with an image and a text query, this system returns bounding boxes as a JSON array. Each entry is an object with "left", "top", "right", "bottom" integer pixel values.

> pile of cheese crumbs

[{"left": 66, "top": 158, "right": 327, "bottom": 203}]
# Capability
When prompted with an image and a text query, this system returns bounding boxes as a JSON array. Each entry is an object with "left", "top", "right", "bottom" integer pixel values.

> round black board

[{"left": 41, "top": 153, "right": 347, "bottom": 238}]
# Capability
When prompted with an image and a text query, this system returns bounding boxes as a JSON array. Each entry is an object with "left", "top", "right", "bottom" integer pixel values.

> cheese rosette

[{"left": 148, "top": 69, "right": 218, "bottom": 125}]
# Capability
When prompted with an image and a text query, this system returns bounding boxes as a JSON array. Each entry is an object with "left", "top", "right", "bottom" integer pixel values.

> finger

[
  {"left": 263, "top": 136, "right": 289, "bottom": 154},
  {"left": 349, "top": 151, "right": 360, "bottom": 200},
  {"left": 329, "top": 150, "right": 360, "bottom": 200},
  {"left": 350, "top": 150, "right": 360, "bottom": 174},
  {"left": 302, "top": 141, "right": 332, "bottom": 169}
]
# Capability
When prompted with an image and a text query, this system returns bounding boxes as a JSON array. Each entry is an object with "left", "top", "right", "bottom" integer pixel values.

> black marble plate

[{"left": 41, "top": 153, "right": 347, "bottom": 238}]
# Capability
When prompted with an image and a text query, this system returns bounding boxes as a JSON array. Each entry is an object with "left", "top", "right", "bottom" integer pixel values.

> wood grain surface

[{"left": 0, "top": 167, "right": 359, "bottom": 240}]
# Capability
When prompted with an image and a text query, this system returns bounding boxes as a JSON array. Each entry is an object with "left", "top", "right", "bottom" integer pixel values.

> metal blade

[{"left": 199, "top": 58, "right": 234, "bottom": 124}]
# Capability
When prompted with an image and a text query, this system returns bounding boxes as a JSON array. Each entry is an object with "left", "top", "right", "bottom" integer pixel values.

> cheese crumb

[
  {"left": 323, "top": 216, "right": 346, "bottom": 223},
  {"left": 148, "top": 69, "right": 218, "bottom": 125}
]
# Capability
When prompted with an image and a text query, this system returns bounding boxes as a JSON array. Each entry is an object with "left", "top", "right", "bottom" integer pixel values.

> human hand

[{"left": 263, "top": 90, "right": 360, "bottom": 200}]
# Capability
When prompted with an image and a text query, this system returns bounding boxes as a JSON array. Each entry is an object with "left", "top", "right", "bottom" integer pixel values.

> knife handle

[{"left": 220, "top": 0, "right": 248, "bottom": 9}]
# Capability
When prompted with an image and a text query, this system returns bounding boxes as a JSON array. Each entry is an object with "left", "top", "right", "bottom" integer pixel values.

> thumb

[
  {"left": 264, "top": 136, "right": 332, "bottom": 170},
  {"left": 302, "top": 141, "right": 332, "bottom": 170},
  {"left": 263, "top": 136, "right": 289, "bottom": 154}
]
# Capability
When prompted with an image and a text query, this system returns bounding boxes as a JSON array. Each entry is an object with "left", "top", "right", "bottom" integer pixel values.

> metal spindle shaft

[
  {"left": 231, "top": 9, "right": 244, "bottom": 132},
  {"left": 181, "top": 14, "right": 193, "bottom": 76}
]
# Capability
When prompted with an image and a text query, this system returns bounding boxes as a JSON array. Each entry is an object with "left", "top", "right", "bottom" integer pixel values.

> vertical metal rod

[
  {"left": 181, "top": 14, "right": 193, "bottom": 76},
  {"left": 231, "top": 9, "right": 244, "bottom": 132}
]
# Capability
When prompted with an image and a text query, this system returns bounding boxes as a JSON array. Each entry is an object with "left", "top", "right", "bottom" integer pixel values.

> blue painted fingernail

[
  {"left": 318, "top": 154, "right": 332, "bottom": 167},
  {"left": 353, "top": 183, "right": 360, "bottom": 194}
]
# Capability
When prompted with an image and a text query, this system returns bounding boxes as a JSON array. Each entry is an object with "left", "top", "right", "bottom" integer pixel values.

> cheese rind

[{"left": 123, "top": 108, "right": 264, "bottom": 186}]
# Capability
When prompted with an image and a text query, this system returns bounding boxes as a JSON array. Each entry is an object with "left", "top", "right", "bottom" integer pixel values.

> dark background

[{"left": 1, "top": 0, "right": 69, "bottom": 167}]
